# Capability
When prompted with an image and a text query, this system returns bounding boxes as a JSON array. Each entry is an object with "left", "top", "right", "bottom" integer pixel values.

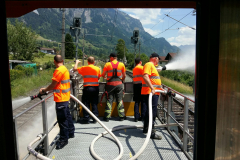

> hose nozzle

[
  {"left": 167, "top": 90, "right": 176, "bottom": 97},
  {"left": 30, "top": 92, "right": 48, "bottom": 100}
]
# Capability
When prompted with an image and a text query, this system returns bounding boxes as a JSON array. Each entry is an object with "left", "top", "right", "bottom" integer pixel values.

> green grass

[
  {"left": 11, "top": 69, "right": 55, "bottom": 99},
  {"left": 161, "top": 76, "right": 193, "bottom": 94}
]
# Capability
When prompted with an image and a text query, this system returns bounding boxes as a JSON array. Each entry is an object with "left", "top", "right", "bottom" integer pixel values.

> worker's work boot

[
  {"left": 56, "top": 140, "right": 68, "bottom": 149},
  {"left": 150, "top": 132, "right": 162, "bottom": 140},
  {"left": 103, "top": 117, "right": 109, "bottom": 122}
]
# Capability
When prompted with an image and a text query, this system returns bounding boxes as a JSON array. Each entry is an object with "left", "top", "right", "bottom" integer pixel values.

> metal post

[
  {"left": 139, "top": 41, "right": 141, "bottom": 57},
  {"left": 82, "top": 32, "right": 85, "bottom": 66},
  {"left": 134, "top": 43, "right": 136, "bottom": 67},
  {"left": 61, "top": 8, "right": 65, "bottom": 61},
  {"left": 183, "top": 97, "right": 189, "bottom": 151},
  {"left": 42, "top": 100, "right": 49, "bottom": 155},
  {"left": 167, "top": 89, "right": 172, "bottom": 130},
  {"left": 75, "top": 34, "right": 79, "bottom": 60},
  {"left": 13, "top": 118, "right": 19, "bottom": 160},
  {"left": 161, "top": 97, "right": 166, "bottom": 122}
]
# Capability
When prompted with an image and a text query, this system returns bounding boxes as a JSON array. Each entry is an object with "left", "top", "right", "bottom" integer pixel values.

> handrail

[
  {"left": 162, "top": 84, "right": 195, "bottom": 102},
  {"left": 13, "top": 94, "right": 54, "bottom": 119}
]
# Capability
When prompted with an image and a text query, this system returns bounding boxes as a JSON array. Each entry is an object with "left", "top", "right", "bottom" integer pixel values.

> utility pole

[
  {"left": 82, "top": 32, "right": 85, "bottom": 66},
  {"left": 61, "top": 8, "right": 65, "bottom": 61},
  {"left": 139, "top": 41, "right": 141, "bottom": 57}
]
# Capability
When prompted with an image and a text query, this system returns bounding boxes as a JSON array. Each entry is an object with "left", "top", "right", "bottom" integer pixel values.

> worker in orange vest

[
  {"left": 39, "top": 55, "right": 75, "bottom": 149},
  {"left": 132, "top": 58, "right": 144, "bottom": 122},
  {"left": 101, "top": 53, "right": 126, "bottom": 122},
  {"left": 73, "top": 56, "right": 101, "bottom": 124},
  {"left": 141, "top": 53, "right": 165, "bottom": 140}
]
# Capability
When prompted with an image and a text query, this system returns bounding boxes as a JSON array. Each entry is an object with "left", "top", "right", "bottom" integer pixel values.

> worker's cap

[
  {"left": 150, "top": 53, "right": 160, "bottom": 60},
  {"left": 109, "top": 53, "right": 117, "bottom": 57}
]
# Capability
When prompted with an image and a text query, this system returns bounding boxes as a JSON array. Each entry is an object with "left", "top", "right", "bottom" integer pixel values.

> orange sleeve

[
  {"left": 52, "top": 69, "right": 62, "bottom": 82},
  {"left": 98, "top": 68, "right": 101, "bottom": 78},
  {"left": 143, "top": 63, "right": 152, "bottom": 76},
  {"left": 103, "top": 63, "right": 109, "bottom": 72},
  {"left": 121, "top": 63, "right": 126, "bottom": 73},
  {"left": 77, "top": 67, "right": 83, "bottom": 75}
]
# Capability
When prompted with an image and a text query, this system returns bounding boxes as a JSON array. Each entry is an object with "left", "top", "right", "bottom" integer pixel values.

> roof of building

[
  {"left": 159, "top": 56, "right": 168, "bottom": 62},
  {"left": 165, "top": 53, "right": 177, "bottom": 60},
  {"left": 9, "top": 60, "right": 31, "bottom": 63},
  {"left": 40, "top": 47, "right": 54, "bottom": 51}
]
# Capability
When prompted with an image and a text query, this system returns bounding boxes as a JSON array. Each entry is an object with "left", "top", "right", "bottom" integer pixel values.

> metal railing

[
  {"left": 158, "top": 85, "right": 195, "bottom": 160},
  {"left": 13, "top": 94, "right": 59, "bottom": 160}
]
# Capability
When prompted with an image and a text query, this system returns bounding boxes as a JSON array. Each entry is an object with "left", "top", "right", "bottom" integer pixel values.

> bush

[
  {"left": 24, "top": 67, "right": 34, "bottom": 76},
  {"left": 14, "top": 65, "right": 25, "bottom": 70},
  {"left": 44, "top": 60, "right": 55, "bottom": 69},
  {"left": 10, "top": 69, "right": 25, "bottom": 81}
]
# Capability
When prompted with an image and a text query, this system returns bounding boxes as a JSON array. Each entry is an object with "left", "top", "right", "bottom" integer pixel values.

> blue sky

[{"left": 119, "top": 8, "right": 196, "bottom": 47}]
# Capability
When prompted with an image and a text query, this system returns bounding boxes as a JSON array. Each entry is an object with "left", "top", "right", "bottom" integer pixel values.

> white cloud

[
  {"left": 144, "top": 28, "right": 161, "bottom": 36},
  {"left": 129, "top": 14, "right": 139, "bottom": 19},
  {"left": 120, "top": 9, "right": 162, "bottom": 25},
  {"left": 169, "top": 26, "right": 196, "bottom": 46},
  {"left": 167, "top": 37, "right": 175, "bottom": 41}
]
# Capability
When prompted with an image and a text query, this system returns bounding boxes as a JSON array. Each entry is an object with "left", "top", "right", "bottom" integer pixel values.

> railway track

[{"left": 126, "top": 70, "right": 195, "bottom": 144}]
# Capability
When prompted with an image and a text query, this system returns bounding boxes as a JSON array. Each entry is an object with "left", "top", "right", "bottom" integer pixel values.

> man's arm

[
  {"left": 122, "top": 71, "right": 126, "bottom": 81},
  {"left": 39, "top": 80, "right": 58, "bottom": 94},
  {"left": 101, "top": 70, "right": 107, "bottom": 79},
  {"left": 73, "top": 60, "right": 80, "bottom": 72},
  {"left": 142, "top": 73, "right": 155, "bottom": 95}
]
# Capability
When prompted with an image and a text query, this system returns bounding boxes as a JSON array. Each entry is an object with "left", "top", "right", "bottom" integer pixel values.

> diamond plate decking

[{"left": 48, "top": 117, "right": 188, "bottom": 160}]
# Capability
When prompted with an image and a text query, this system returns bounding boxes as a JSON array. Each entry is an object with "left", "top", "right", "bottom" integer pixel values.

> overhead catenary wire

[
  {"left": 145, "top": 10, "right": 194, "bottom": 43},
  {"left": 165, "top": 14, "right": 196, "bottom": 30},
  {"left": 150, "top": 8, "right": 174, "bottom": 30}
]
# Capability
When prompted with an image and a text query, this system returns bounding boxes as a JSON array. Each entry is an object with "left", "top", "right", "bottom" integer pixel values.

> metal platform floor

[{"left": 48, "top": 117, "right": 188, "bottom": 160}]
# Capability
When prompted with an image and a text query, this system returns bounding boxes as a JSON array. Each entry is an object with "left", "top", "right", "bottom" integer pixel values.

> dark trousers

[
  {"left": 133, "top": 84, "right": 144, "bottom": 119},
  {"left": 82, "top": 86, "right": 99, "bottom": 121},
  {"left": 104, "top": 84, "right": 125, "bottom": 118},
  {"left": 142, "top": 94, "right": 159, "bottom": 129},
  {"left": 56, "top": 101, "right": 75, "bottom": 142}
]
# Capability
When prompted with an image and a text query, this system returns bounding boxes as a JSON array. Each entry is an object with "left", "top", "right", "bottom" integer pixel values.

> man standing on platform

[
  {"left": 39, "top": 55, "right": 75, "bottom": 149},
  {"left": 73, "top": 56, "right": 101, "bottom": 124},
  {"left": 101, "top": 53, "right": 126, "bottom": 122},
  {"left": 141, "top": 53, "right": 164, "bottom": 140},
  {"left": 132, "top": 58, "right": 144, "bottom": 122}
]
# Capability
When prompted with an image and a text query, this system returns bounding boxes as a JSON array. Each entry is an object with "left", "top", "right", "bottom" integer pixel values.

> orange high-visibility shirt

[
  {"left": 77, "top": 64, "right": 101, "bottom": 87},
  {"left": 141, "top": 62, "right": 162, "bottom": 95},
  {"left": 133, "top": 65, "right": 143, "bottom": 84},
  {"left": 102, "top": 60, "right": 126, "bottom": 81},
  {"left": 52, "top": 65, "right": 71, "bottom": 102}
]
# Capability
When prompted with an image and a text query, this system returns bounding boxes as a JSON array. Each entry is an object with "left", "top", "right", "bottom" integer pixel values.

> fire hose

[{"left": 28, "top": 89, "right": 168, "bottom": 160}]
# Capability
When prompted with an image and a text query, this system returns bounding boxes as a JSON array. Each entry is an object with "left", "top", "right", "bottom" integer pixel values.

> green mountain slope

[{"left": 8, "top": 8, "right": 179, "bottom": 56}]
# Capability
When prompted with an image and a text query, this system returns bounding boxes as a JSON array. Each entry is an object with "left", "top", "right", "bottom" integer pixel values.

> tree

[
  {"left": 140, "top": 53, "right": 149, "bottom": 66},
  {"left": 7, "top": 19, "right": 38, "bottom": 61},
  {"left": 65, "top": 33, "right": 75, "bottom": 59},
  {"left": 126, "top": 52, "right": 134, "bottom": 70},
  {"left": 116, "top": 39, "right": 128, "bottom": 60}
]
